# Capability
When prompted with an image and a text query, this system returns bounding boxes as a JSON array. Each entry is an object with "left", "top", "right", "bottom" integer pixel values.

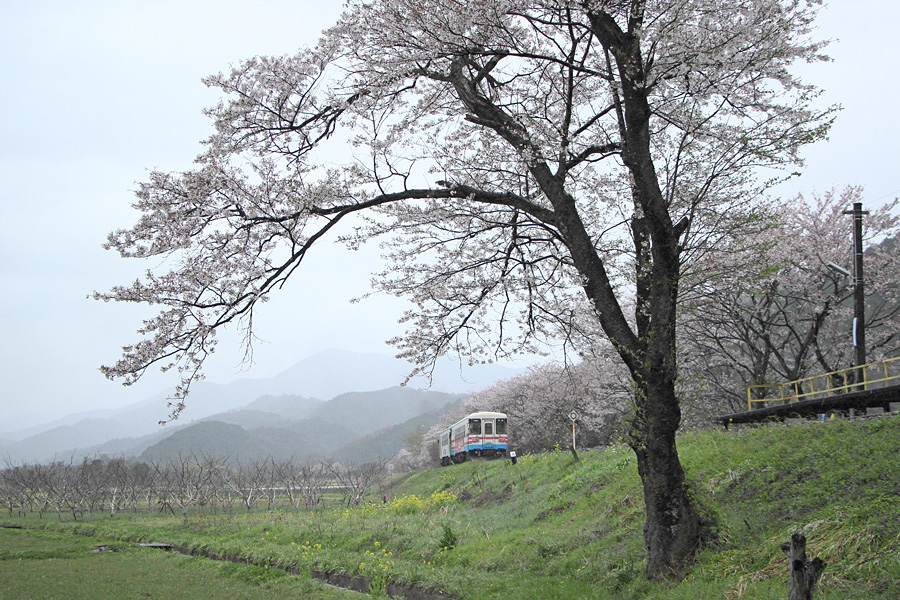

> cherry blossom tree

[
  {"left": 394, "top": 425, "right": 438, "bottom": 472},
  {"left": 97, "top": 0, "right": 834, "bottom": 577},
  {"left": 681, "top": 187, "right": 900, "bottom": 413},
  {"left": 459, "top": 356, "right": 629, "bottom": 453}
]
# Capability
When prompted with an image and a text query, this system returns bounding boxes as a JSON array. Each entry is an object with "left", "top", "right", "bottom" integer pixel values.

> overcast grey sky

[{"left": 2, "top": 1, "right": 899, "bottom": 428}]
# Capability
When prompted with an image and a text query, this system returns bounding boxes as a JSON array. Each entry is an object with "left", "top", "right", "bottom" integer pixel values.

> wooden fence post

[{"left": 781, "top": 532, "right": 825, "bottom": 600}]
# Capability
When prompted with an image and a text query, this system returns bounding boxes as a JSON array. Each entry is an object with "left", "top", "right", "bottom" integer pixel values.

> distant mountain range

[
  {"left": 140, "top": 388, "right": 463, "bottom": 464},
  {"left": 0, "top": 349, "right": 522, "bottom": 464}
]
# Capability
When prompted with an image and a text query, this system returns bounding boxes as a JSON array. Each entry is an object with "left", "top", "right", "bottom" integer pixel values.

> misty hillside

[
  {"left": 306, "top": 387, "right": 463, "bottom": 436},
  {"left": 332, "top": 398, "right": 463, "bottom": 462},
  {"left": 2, "top": 419, "right": 127, "bottom": 464},
  {"left": 139, "top": 389, "right": 464, "bottom": 464},
  {"left": 81, "top": 427, "right": 188, "bottom": 460},
  {"left": 199, "top": 410, "right": 291, "bottom": 430},
  {"left": 140, "top": 422, "right": 269, "bottom": 463},
  {"left": 0, "top": 349, "right": 521, "bottom": 464},
  {"left": 243, "top": 394, "right": 322, "bottom": 419},
  {"left": 139, "top": 418, "right": 361, "bottom": 463}
]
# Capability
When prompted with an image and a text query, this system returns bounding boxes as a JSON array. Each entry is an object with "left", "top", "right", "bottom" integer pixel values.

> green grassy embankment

[{"left": 2, "top": 415, "right": 898, "bottom": 599}]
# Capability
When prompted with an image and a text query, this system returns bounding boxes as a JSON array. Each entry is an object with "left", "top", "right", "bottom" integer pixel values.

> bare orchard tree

[
  {"left": 256, "top": 457, "right": 281, "bottom": 512},
  {"left": 75, "top": 458, "right": 109, "bottom": 515},
  {"left": 299, "top": 461, "right": 332, "bottom": 510},
  {"left": 0, "top": 461, "right": 36, "bottom": 518},
  {"left": 274, "top": 458, "right": 330, "bottom": 510},
  {"left": 123, "top": 462, "right": 157, "bottom": 515},
  {"left": 273, "top": 458, "right": 303, "bottom": 510},
  {"left": 33, "top": 460, "right": 78, "bottom": 520},
  {"left": 25, "top": 463, "right": 57, "bottom": 519},
  {"left": 96, "top": 0, "right": 834, "bottom": 578},
  {"left": 325, "top": 458, "right": 390, "bottom": 507},
  {"left": 194, "top": 454, "right": 228, "bottom": 514},
  {"left": 222, "top": 458, "right": 267, "bottom": 513}
]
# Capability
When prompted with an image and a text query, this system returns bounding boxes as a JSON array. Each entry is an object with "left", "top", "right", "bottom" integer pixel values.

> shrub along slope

[{"left": 4, "top": 416, "right": 898, "bottom": 599}]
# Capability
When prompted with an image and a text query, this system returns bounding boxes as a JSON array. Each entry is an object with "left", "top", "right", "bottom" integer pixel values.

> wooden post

[
  {"left": 781, "top": 532, "right": 825, "bottom": 600},
  {"left": 568, "top": 444, "right": 580, "bottom": 462}
]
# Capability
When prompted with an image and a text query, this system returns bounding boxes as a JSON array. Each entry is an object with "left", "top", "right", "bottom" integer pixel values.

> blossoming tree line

[
  {"left": 95, "top": 0, "right": 851, "bottom": 579},
  {"left": 417, "top": 188, "right": 900, "bottom": 456},
  {"left": 680, "top": 187, "right": 900, "bottom": 414}
]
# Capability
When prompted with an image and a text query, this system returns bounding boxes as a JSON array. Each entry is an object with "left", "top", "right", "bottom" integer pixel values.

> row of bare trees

[{"left": 0, "top": 454, "right": 389, "bottom": 520}]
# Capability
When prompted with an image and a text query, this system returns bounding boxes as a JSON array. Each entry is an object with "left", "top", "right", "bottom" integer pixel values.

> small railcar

[{"left": 439, "top": 411, "right": 508, "bottom": 466}]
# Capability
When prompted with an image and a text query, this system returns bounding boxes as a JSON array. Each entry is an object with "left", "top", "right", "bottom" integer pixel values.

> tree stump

[{"left": 781, "top": 533, "right": 825, "bottom": 600}]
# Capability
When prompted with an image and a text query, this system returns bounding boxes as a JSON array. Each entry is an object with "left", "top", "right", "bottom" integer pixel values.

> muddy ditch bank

[{"left": 145, "top": 541, "right": 458, "bottom": 600}]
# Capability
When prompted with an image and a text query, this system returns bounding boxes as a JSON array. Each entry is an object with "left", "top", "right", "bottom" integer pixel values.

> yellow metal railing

[{"left": 747, "top": 356, "right": 900, "bottom": 411}]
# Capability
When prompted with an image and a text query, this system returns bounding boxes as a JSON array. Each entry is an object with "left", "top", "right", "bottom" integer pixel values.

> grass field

[
  {"left": 0, "top": 527, "right": 364, "bottom": 600},
  {"left": 2, "top": 415, "right": 899, "bottom": 599}
]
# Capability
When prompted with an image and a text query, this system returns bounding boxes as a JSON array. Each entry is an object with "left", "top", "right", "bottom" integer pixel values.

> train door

[
  {"left": 452, "top": 422, "right": 467, "bottom": 462},
  {"left": 496, "top": 417, "right": 508, "bottom": 452},
  {"left": 483, "top": 420, "right": 494, "bottom": 453},
  {"left": 468, "top": 418, "right": 482, "bottom": 457},
  {"left": 440, "top": 430, "right": 451, "bottom": 466}
]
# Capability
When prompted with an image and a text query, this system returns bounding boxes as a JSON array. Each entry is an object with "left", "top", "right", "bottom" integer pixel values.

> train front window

[
  {"left": 496, "top": 418, "right": 507, "bottom": 434},
  {"left": 468, "top": 419, "right": 481, "bottom": 434},
  {"left": 484, "top": 422, "right": 493, "bottom": 435}
]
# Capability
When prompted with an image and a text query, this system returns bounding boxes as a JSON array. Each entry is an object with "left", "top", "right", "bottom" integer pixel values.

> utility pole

[{"left": 844, "top": 202, "right": 868, "bottom": 388}]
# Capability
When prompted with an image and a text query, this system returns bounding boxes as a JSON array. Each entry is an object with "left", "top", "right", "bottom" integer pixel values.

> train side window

[
  {"left": 496, "top": 419, "right": 507, "bottom": 434},
  {"left": 468, "top": 419, "right": 481, "bottom": 435}
]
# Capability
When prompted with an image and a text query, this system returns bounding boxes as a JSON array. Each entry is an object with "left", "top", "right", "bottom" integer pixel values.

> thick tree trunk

[
  {"left": 585, "top": 5, "right": 706, "bottom": 578},
  {"left": 632, "top": 375, "right": 705, "bottom": 579},
  {"left": 454, "top": 4, "right": 706, "bottom": 580}
]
